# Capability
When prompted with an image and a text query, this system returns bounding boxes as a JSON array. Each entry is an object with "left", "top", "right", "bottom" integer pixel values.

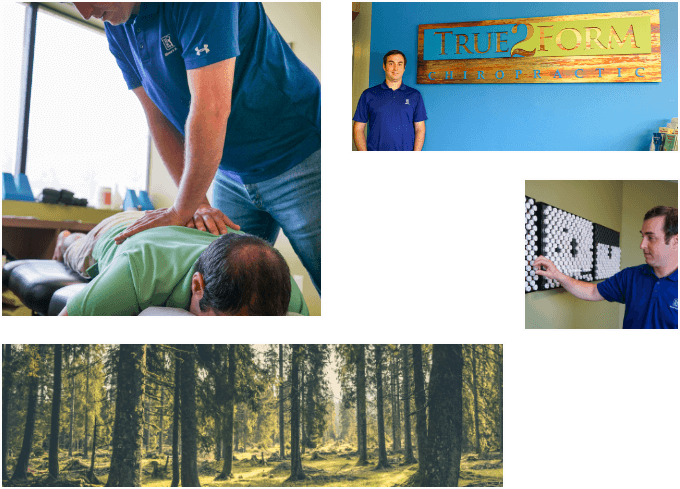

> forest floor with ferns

[{"left": 2, "top": 444, "right": 502, "bottom": 487}]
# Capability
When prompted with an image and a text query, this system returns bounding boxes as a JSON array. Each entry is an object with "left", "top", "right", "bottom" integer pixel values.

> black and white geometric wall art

[
  {"left": 525, "top": 197, "right": 621, "bottom": 294},
  {"left": 525, "top": 196, "right": 539, "bottom": 292},
  {"left": 593, "top": 223, "right": 622, "bottom": 280},
  {"left": 538, "top": 201, "right": 595, "bottom": 289}
]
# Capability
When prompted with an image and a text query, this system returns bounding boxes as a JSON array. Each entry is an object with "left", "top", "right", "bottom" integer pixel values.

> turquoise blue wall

[{"left": 369, "top": 2, "right": 678, "bottom": 150}]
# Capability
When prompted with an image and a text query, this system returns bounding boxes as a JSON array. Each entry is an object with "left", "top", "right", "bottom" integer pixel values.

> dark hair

[
  {"left": 195, "top": 233, "right": 291, "bottom": 316},
  {"left": 644, "top": 206, "right": 678, "bottom": 244},
  {"left": 383, "top": 50, "right": 406, "bottom": 67}
]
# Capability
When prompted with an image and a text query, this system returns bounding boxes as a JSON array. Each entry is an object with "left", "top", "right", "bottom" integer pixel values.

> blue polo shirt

[
  {"left": 105, "top": 2, "right": 320, "bottom": 184},
  {"left": 597, "top": 264, "right": 678, "bottom": 329},
  {"left": 353, "top": 82, "right": 427, "bottom": 151}
]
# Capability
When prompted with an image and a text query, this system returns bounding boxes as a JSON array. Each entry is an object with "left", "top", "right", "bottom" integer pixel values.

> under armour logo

[{"left": 195, "top": 44, "right": 210, "bottom": 56}]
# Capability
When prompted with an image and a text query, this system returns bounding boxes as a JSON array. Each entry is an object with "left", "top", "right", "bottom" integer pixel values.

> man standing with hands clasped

[
  {"left": 73, "top": 2, "right": 321, "bottom": 294},
  {"left": 353, "top": 50, "right": 427, "bottom": 151},
  {"left": 534, "top": 206, "right": 678, "bottom": 329}
]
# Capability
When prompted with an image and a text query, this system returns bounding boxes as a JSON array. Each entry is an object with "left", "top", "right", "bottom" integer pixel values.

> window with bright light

[{"left": 2, "top": 5, "right": 148, "bottom": 206}]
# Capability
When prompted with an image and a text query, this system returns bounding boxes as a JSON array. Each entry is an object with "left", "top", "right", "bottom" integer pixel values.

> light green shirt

[{"left": 67, "top": 225, "right": 308, "bottom": 316}]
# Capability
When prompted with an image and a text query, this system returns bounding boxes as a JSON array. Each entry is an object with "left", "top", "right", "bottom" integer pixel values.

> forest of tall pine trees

[{"left": 1, "top": 344, "right": 502, "bottom": 487}]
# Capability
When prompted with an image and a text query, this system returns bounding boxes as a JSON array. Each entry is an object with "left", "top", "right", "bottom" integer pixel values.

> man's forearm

[
  {"left": 174, "top": 105, "right": 230, "bottom": 221},
  {"left": 555, "top": 273, "right": 602, "bottom": 301},
  {"left": 146, "top": 106, "right": 211, "bottom": 206},
  {"left": 414, "top": 128, "right": 425, "bottom": 151},
  {"left": 353, "top": 127, "right": 367, "bottom": 151}
]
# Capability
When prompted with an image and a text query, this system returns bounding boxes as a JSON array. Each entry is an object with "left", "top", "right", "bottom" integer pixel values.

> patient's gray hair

[{"left": 194, "top": 233, "right": 291, "bottom": 316}]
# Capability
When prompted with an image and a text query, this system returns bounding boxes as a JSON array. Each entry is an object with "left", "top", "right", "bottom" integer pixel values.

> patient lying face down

[
  {"left": 190, "top": 233, "right": 291, "bottom": 316},
  {"left": 54, "top": 211, "right": 307, "bottom": 316}
]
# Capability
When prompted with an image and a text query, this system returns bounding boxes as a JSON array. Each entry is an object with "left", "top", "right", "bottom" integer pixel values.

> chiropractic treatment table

[
  {"left": 2, "top": 261, "right": 182, "bottom": 315},
  {"left": 2, "top": 261, "right": 194, "bottom": 316},
  {"left": 3, "top": 207, "right": 105, "bottom": 315},
  {"left": 3, "top": 260, "right": 89, "bottom": 315}
]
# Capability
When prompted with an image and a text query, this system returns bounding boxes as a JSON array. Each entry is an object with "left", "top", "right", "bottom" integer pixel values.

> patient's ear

[
  {"left": 191, "top": 272, "right": 206, "bottom": 299},
  {"left": 189, "top": 272, "right": 207, "bottom": 316},
  {"left": 189, "top": 272, "right": 236, "bottom": 316}
]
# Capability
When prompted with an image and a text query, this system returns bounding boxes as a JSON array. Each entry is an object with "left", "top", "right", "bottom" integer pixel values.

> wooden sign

[{"left": 417, "top": 10, "right": 661, "bottom": 83}]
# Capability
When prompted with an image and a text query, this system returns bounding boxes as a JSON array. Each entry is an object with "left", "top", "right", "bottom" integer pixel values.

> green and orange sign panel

[{"left": 417, "top": 10, "right": 661, "bottom": 83}]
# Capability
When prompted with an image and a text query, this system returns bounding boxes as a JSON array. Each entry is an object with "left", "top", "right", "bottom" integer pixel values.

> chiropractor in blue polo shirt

[
  {"left": 534, "top": 206, "right": 678, "bottom": 329},
  {"left": 353, "top": 50, "right": 427, "bottom": 151},
  {"left": 73, "top": 2, "right": 321, "bottom": 294}
]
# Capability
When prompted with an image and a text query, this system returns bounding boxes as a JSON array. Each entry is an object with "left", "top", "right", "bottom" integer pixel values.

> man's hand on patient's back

[
  {"left": 114, "top": 207, "right": 188, "bottom": 244},
  {"left": 114, "top": 204, "right": 240, "bottom": 244},
  {"left": 185, "top": 203, "right": 240, "bottom": 236}
]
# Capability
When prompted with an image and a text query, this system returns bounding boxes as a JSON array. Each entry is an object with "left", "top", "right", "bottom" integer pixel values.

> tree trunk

[
  {"left": 86, "top": 417, "right": 101, "bottom": 485},
  {"left": 171, "top": 355, "right": 180, "bottom": 487},
  {"left": 390, "top": 351, "right": 401, "bottom": 452},
  {"left": 68, "top": 352, "right": 75, "bottom": 458},
  {"left": 84, "top": 345, "right": 91, "bottom": 459},
  {"left": 278, "top": 344, "right": 285, "bottom": 459},
  {"left": 495, "top": 344, "right": 503, "bottom": 453},
  {"left": 374, "top": 345, "right": 389, "bottom": 468},
  {"left": 412, "top": 344, "right": 428, "bottom": 470},
  {"left": 216, "top": 345, "right": 236, "bottom": 480},
  {"left": 355, "top": 345, "right": 368, "bottom": 465},
  {"left": 159, "top": 387, "right": 164, "bottom": 455},
  {"left": 2, "top": 345, "right": 13, "bottom": 480},
  {"left": 471, "top": 345, "right": 481, "bottom": 454},
  {"left": 107, "top": 345, "right": 146, "bottom": 487},
  {"left": 421, "top": 345, "right": 463, "bottom": 487},
  {"left": 401, "top": 344, "right": 416, "bottom": 464},
  {"left": 286, "top": 345, "right": 305, "bottom": 481},
  {"left": 49, "top": 345, "right": 63, "bottom": 479},
  {"left": 12, "top": 345, "right": 44, "bottom": 481},
  {"left": 179, "top": 345, "right": 200, "bottom": 487}
]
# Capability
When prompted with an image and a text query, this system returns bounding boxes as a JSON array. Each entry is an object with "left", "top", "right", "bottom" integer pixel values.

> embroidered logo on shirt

[
  {"left": 161, "top": 35, "right": 177, "bottom": 57},
  {"left": 195, "top": 44, "right": 210, "bottom": 56},
  {"left": 405, "top": 99, "right": 410, "bottom": 105},
  {"left": 672, "top": 298, "right": 678, "bottom": 311}
]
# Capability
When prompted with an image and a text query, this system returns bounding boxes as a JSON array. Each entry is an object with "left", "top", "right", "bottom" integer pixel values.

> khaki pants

[{"left": 62, "top": 211, "right": 145, "bottom": 278}]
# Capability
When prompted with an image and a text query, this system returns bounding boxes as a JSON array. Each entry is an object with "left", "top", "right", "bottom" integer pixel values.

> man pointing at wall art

[
  {"left": 72, "top": 2, "right": 321, "bottom": 295},
  {"left": 353, "top": 50, "right": 427, "bottom": 151},
  {"left": 534, "top": 206, "right": 678, "bottom": 329}
]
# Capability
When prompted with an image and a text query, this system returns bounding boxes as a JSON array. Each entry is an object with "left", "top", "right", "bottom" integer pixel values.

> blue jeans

[{"left": 213, "top": 149, "right": 321, "bottom": 294}]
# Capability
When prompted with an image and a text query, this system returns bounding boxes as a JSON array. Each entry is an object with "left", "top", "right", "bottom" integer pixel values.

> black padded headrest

[{"left": 49, "top": 283, "right": 89, "bottom": 316}]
